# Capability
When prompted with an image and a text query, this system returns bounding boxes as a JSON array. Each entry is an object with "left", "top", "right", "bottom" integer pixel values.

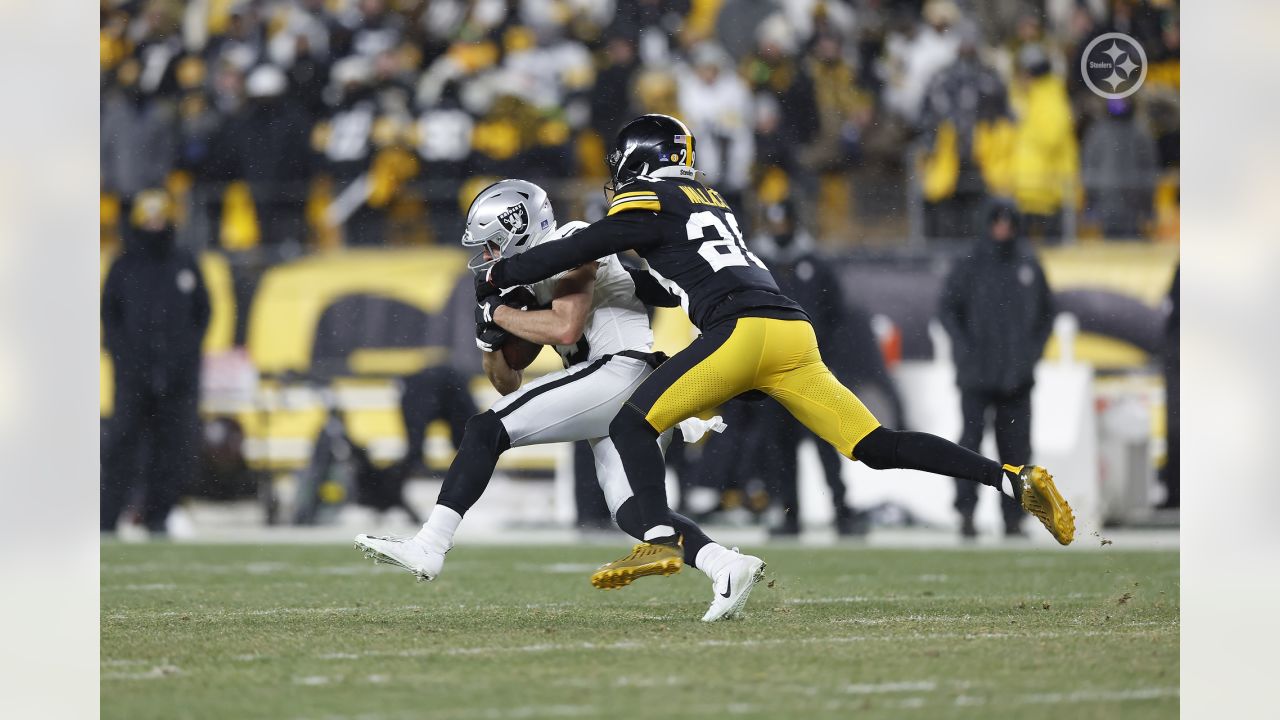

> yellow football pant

[{"left": 628, "top": 317, "right": 881, "bottom": 458}]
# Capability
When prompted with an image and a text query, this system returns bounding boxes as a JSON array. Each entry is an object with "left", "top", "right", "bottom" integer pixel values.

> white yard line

[
  {"left": 101, "top": 562, "right": 394, "bottom": 576},
  {"left": 516, "top": 562, "right": 602, "bottom": 574},
  {"left": 783, "top": 591, "right": 1108, "bottom": 604},
  {"left": 1020, "top": 687, "right": 1180, "bottom": 704},
  {"left": 105, "top": 600, "right": 583, "bottom": 622},
  {"left": 101, "top": 664, "right": 181, "bottom": 681},
  {"left": 204, "top": 626, "right": 1169, "bottom": 666},
  {"left": 288, "top": 686, "right": 1179, "bottom": 720},
  {"left": 841, "top": 680, "right": 938, "bottom": 695},
  {"left": 297, "top": 705, "right": 602, "bottom": 720}
]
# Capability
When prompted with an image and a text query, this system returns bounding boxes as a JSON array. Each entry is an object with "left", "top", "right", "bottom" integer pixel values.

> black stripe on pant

[
  {"left": 494, "top": 356, "right": 610, "bottom": 420},
  {"left": 438, "top": 357, "right": 610, "bottom": 516}
]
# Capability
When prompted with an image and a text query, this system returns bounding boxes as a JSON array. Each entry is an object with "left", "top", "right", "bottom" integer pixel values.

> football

[{"left": 502, "top": 335, "right": 543, "bottom": 370}]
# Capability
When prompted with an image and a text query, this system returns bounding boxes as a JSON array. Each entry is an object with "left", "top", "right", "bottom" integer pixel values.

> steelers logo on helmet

[{"left": 497, "top": 203, "right": 529, "bottom": 234}]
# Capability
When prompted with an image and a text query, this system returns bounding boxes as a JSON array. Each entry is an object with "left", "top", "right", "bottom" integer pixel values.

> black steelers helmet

[{"left": 605, "top": 114, "right": 696, "bottom": 192}]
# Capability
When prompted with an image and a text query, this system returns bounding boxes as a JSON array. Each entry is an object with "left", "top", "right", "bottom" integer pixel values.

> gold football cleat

[
  {"left": 1006, "top": 464, "right": 1075, "bottom": 545},
  {"left": 590, "top": 541, "right": 683, "bottom": 590}
]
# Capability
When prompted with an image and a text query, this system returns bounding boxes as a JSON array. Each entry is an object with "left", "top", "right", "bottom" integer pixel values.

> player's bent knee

[
  {"left": 853, "top": 426, "right": 899, "bottom": 470},
  {"left": 609, "top": 403, "right": 659, "bottom": 441},
  {"left": 612, "top": 498, "right": 644, "bottom": 540},
  {"left": 463, "top": 410, "right": 512, "bottom": 455}
]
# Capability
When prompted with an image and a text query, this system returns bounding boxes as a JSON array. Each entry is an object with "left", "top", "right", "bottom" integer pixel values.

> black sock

[
  {"left": 609, "top": 404, "right": 673, "bottom": 532},
  {"left": 435, "top": 411, "right": 511, "bottom": 515},
  {"left": 854, "top": 427, "right": 1002, "bottom": 488},
  {"left": 615, "top": 500, "right": 714, "bottom": 569},
  {"left": 671, "top": 511, "right": 712, "bottom": 564}
]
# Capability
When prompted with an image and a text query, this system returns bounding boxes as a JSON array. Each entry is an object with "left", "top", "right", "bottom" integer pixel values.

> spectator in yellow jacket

[{"left": 1009, "top": 45, "right": 1078, "bottom": 243}]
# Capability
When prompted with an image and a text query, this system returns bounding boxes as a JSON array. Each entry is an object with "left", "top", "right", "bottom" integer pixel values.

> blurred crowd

[{"left": 101, "top": 0, "right": 1180, "bottom": 251}]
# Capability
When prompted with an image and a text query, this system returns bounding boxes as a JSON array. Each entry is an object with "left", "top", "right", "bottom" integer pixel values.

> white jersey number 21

[{"left": 687, "top": 211, "right": 767, "bottom": 273}]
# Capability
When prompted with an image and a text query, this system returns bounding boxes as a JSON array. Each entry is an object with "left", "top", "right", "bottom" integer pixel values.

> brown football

[{"left": 502, "top": 336, "right": 544, "bottom": 371}]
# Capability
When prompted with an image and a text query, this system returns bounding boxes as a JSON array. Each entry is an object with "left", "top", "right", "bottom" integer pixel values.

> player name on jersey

[{"left": 677, "top": 185, "right": 731, "bottom": 209}]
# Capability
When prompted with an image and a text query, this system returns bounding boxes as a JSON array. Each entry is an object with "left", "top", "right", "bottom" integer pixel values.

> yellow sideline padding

[
  {"left": 1037, "top": 244, "right": 1178, "bottom": 369},
  {"left": 200, "top": 253, "right": 237, "bottom": 354},
  {"left": 1039, "top": 244, "right": 1178, "bottom": 306},
  {"left": 348, "top": 347, "right": 448, "bottom": 376},
  {"left": 1043, "top": 332, "right": 1150, "bottom": 370},
  {"left": 246, "top": 247, "right": 468, "bottom": 374}
]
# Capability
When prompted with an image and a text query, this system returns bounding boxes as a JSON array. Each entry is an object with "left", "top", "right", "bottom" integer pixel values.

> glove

[
  {"left": 475, "top": 265, "right": 502, "bottom": 302},
  {"left": 476, "top": 295, "right": 502, "bottom": 325},
  {"left": 475, "top": 322, "right": 508, "bottom": 353},
  {"left": 476, "top": 286, "right": 537, "bottom": 325}
]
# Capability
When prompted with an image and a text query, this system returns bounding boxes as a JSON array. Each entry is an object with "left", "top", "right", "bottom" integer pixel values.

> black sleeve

[
  {"left": 625, "top": 266, "right": 681, "bottom": 307},
  {"left": 812, "top": 260, "right": 847, "bottom": 333},
  {"left": 101, "top": 262, "right": 126, "bottom": 360},
  {"left": 490, "top": 212, "right": 664, "bottom": 289},
  {"left": 1032, "top": 263, "right": 1055, "bottom": 350},
  {"left": 191, "top": 257, "right": 212, "bottom": 338},
  {"left": 937, "top": 260, "right": 970, "bottom": 353}
]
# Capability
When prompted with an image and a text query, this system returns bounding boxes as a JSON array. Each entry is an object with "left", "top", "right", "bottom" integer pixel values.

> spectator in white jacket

[
  {"left": 676, "top": 42, "right": 755, "bottom": 208},
  {"left": 883, "top": 0, "right": 962, "bottom": 124}
]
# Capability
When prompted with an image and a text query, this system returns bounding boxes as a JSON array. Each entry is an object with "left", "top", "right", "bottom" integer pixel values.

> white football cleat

[
  {"left": 701, "top": 550, "right": 767, "bottom": 622},
  {"left": 354, "top": 534, "right": 446, "bottom": 582}
]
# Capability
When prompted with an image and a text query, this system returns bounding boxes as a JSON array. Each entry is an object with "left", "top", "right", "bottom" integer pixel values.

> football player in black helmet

[
  {"left": 603, "top": 113, "right": 697, "bottom": 196},
  {"left": 479, "top": 113, "right": 1077, "bottom": 600}
]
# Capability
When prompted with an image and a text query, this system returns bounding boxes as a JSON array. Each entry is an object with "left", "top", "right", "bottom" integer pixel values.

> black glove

[
  {"left": 476, "top": 286, "right": 537, "bottom": 325},
  {"left": 475, "top": 322, "right": 508, "bottom": 353},
  {"left": 475, "top": 265, "right": 502, "bottom": 302}
]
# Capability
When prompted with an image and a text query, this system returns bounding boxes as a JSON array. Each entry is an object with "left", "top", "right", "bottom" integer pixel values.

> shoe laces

[
  {"left": 627, "top": 540, "right": 660, "bottom": 558},
  {"left": 625, "top": 543, "right": 669, "bottom": 561}
]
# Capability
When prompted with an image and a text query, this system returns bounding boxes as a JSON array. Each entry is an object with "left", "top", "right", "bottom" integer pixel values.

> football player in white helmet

[{"left": 356, "top": 179, "right": 766, "bottom": 622}]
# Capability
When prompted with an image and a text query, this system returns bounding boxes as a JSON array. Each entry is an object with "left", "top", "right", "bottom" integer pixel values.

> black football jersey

[{"left": 492, "top": 172, "right": 806, "bottom": 331}]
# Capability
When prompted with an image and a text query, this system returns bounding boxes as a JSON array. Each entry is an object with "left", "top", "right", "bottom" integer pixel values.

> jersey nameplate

[{"left": 677, "top": 185, "right": 730, "bottom": 209}]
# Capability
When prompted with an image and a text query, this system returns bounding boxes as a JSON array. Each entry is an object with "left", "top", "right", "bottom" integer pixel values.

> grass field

[{"left": 101, "top": 542, "right": 1178, "bottom": 719}]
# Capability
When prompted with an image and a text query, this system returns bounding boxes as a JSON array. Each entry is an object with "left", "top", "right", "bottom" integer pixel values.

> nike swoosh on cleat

[{"left": 720, "top": 577, "right": 731, "bottom": 598}]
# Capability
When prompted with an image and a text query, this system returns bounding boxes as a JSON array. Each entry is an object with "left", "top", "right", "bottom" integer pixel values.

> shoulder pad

[
  {"left": 607, "top": 182, "right": 662, "bottom": 217},
  {"left": 549, "top": 220, "right": 590, "bottom": 240}
]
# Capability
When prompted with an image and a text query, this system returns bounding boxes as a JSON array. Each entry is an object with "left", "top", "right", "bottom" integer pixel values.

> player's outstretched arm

[
  {"left": 481, "top": 346, "right": 522, "bottom": 396},
  {"left": 624, "top": 264, "right": 681, "bottom": 307},
  {"left": 488, "top": 213, "right": 660, "bottom": 289},
  {"left": 493, "top": 263, "right": 597, "bottom": 346}
]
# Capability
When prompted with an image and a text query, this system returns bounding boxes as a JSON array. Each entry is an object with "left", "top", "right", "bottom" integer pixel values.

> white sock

[
  {"left": 999, "top": 471, "right": 1016, "bottom": 499},
  {"left": 643, "top": 525, "right": 676, "bottom": 541},
  {"left": 414, "top": 505, "right": 462, "bottom": 553},
  {"left": 998, "top": 461, "right": 1018, "bottom": 497},
  {"left": 694, "top": 543, "right": 737, "bottom": 581}
]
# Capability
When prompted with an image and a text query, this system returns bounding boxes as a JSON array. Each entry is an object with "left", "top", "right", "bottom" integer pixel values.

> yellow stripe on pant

[{"left": 634, "top": 317, "right": 881, "bottom": 458}]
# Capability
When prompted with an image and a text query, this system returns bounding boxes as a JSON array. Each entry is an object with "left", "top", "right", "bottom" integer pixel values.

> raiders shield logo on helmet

[{"left": 497, "top": 203, "right": 529, "bottom": 234}]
